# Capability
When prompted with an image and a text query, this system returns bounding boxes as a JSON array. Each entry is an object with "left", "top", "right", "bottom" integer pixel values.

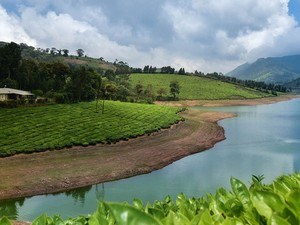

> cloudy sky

[{"left": 1, "top": 0, "right": 300, "bottom": 73}]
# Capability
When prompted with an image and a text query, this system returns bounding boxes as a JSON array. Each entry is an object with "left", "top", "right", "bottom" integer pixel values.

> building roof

[{"left": 0, "top": 88, "right": 34, "bottom": 96}]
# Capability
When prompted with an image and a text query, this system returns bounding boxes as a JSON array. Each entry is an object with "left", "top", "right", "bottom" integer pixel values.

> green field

[
  {"left": 0, "top": 101, "right": 182, "bottom": 156},
  {"left": 130, "top": 74, "right": 271, "bottom": 100}
]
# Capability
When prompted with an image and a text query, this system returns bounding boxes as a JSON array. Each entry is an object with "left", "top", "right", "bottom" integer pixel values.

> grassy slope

[
  {"left": 61, "top": 56, "right": 116, "bottom": 71},
  {"left": 130, "top": 74, "right": 271, "bottom": 100},
  {"left": 0, "top": 101, "right": 182, "bottom": 156}
]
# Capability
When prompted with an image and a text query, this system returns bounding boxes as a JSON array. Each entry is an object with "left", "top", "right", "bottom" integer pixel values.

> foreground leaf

[
  {"left": 230, "top": 177, "right": 251, "bottom": 208},
  {"left": 0, "top": 217, "right": 12, "bottom": 225},
  {"left": 32, "top": 214, "right": 48, "bottom": 225},
  {"left": 106, "top": 202, "right": 162, "bottom": 225}
]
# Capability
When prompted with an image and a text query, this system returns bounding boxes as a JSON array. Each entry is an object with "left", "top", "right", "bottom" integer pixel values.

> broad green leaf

[
  {"left": 32, "top": 214, "right": 48, "bottom": 225},
  {"left": 91, "top": 202, "right": 112, "bottom": 225},
  {"left": 243, "top": 210, "right": 262, "bottom": 225},
  {"left": 251, "top": 190, "right": 285, "bottom": 219},
  {"left": 161, "top": 210, "right": 190, "bottom": 225},
  {"left": 268, "top": 214, "right": 290, "bottom": 225},
  {"left": 208, "top": 194, "right": 222, "bottom": 215},
  {"left": 133, "top": 198, "right": 144, "bottom": 210},
  {"left": 0, "top": 217, "right": 12, "bottom": 225},
  {"left": 89, "top": 214, "right": 104, "bottom": 225},
  {"left": 52, "top": 215, "right": 64, "bottom": 224},
  {"left": 74, "top": 215, "right": 88, "bottom": 225},
  {"left": 221, "top": 218, "right": 244, "bottom": 225},
  {"left": 272, "top": 181, "right": 291, "bottom": 197},
  {"left": 212, "top": 214, "right": 225, "bottom": 224},
  {"left": 198, "top": 209, "right": 213, "bottom": 225},
  {"left": 107, "top": 202, "right": 162, "bottom": 225},
  {"left": 285, "top": 189, "right": 300, "bottom": 214},
  {"left": 147, "top": 207, "right": 165, "bottom": 220},
  {"left": 230, "top": 177, "right": 250, "bottom": 207}
]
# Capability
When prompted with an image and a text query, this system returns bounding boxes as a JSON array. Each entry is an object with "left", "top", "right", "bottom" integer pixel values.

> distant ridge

[{"left": 227, "top": 55, "right": 300, "bottom": 84}]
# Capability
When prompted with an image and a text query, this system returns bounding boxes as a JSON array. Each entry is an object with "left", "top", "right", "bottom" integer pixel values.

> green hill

[
  {"left": 130, "top": 74, "right": 271, "bottom": 100},
  {"left": 19, "top": 43, "right": 116, "bottom": 72},
  {"left": 0, "top": 101, "right": 182, "bottom": 156},
  {"left": 227, "top": 55, "right": 300, "bottom": 84}
]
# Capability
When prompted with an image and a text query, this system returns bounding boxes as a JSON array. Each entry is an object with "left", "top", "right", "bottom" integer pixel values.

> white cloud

[
  {"left": 0, "top": 5, "right": 36, "bottom": 46},
  {"left": 1, "top": 0, "right": 300, "bottom": 73}
]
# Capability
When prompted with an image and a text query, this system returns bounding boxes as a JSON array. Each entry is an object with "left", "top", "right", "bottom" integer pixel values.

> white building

[{"left": 0, "top": 88, "right": 34, "bottom": 101}]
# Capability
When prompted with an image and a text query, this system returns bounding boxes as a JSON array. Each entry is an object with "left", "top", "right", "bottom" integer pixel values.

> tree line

[
  {"left": 0, "top": 42, "right": 180, "bottom": 105},
  {"left": 203, "top": 72, "right": 289, "bottom": 94}
]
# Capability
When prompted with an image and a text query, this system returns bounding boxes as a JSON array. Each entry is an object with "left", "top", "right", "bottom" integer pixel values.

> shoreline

[
  {"left": 0, "top": 110, "right": 234, "bottom": 201},
  {"left": 155, "top": 94, "right": 298, "bottom": 107},
  {"left": 0, "top": 95, "right": 297, "bottom": 201}
]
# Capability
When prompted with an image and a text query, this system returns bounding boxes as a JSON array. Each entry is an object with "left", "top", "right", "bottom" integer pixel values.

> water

[{"left": 1, "top": 98, "right": 300, "bottom": 221}]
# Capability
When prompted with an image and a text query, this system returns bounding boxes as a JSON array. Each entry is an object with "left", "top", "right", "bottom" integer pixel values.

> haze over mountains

[{"left": 227, "top": 55, "right": 300, "bottom": 87}]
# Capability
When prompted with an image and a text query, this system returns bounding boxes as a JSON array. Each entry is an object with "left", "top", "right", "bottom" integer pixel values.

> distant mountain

[{"left": 227, "top": 55, "right": 300, "bottom": 84}]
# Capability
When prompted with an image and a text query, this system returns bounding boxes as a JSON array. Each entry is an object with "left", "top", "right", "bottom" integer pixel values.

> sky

[{"left": 0, "top": 0, "right": 300, "bottom": 73}]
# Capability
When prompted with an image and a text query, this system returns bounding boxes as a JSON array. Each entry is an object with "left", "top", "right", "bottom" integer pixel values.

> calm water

[{"left": 1, "top": 98, "right": 300, "bottom": 221}]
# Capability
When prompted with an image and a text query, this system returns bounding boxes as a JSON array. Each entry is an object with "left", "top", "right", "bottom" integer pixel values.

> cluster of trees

[
  {"left": 0, "top": 42, "right": 181, "bottom": 105},
  {"left": 204, "top": 72, "right": 289, "bottom": 94},
  {"left": 33, "top": 45, "right": 84, "bottom": 58},
  {"left": 131, "top": 65, "right": 178, "bottom": 74},
  {"left": 142, "top": 65, "right": 157, "bottom": 73}
]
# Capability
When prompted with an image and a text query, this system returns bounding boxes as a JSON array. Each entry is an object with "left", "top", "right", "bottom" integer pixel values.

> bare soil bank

[{"left": 0, "top": 110, "right": 234, "bottom": 200}]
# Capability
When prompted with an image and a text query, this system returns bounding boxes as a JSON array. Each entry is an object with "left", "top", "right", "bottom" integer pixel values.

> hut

[{"left": 0, "top": 88, "right": 34, "bottom": 102}]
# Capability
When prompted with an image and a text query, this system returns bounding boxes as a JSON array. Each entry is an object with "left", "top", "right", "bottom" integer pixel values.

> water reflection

[
  {"left": 1, "top": 98, "right": 299, "bottom": 221},
  {"left": 65, "top": 186, "right": 92, "bottom": 205},
  {"left": 0, "top": 198, "right": 25, "bottom": 220}
]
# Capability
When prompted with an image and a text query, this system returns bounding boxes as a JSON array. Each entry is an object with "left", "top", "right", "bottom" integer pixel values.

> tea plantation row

[
  {"left": 130, "top": 74, "right": 272, "bottom": 100},
  {"left": 0, "top": 101, "right": 183, "bottom": 156},
  {"left": 1, "top": 173, "right": 299, "bottom": 225}
]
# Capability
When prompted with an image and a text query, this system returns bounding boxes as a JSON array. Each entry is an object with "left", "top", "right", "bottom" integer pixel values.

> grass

[
  {"left": 130, "top": 74, "right": 272, "bottom": 100},
  {"left": 0, "top": 101, "right": 183, "bottom": 156}
]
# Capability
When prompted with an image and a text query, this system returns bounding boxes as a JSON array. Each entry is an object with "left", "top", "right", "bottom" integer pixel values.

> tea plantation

[
  {"left": 130, "top": 74, "right": 271, "bottom": 99},
  {"left": 0, "top": 101, "right": 183, "bottom": 156}
]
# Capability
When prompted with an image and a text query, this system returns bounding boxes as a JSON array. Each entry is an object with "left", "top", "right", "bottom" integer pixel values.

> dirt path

[{"left": 0, "top": 110, "right": 234, "bottom": 200}]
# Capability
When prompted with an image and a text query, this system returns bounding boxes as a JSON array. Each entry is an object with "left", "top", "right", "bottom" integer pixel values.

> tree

[
  {"left": 178, "top": 68, "right": 186, "bottom": 75},
  {"left": 116, "top": 85, "right": 131, "bottom": 102},
  {"left": 157, "top": 87, "right": 167, "bottom": 97},
  {"left": 143, "top": 65, "right": 149, "bottom": 73},
  {"left": 50, "top": 47, "right": 57, "bottom": 55},
  {"left": 62, "top": 49, "right": 69, "bottom": 57},
  {"left": 169, "top": 81, "right": 180, "bottom": 99},
  {"left": 99, "top": 81, "right": 117, "bottom": 113},
  {"left": 144, "top": 84, "right": 156, "bottom": 103},
  {"left": 94, "top": 76, "right": 102, "bottom": 113},
  {"left": 0, "top": 42, "right": 21, "bottom": 80},
  {"left": 76, "top": 49, "right": 84, "bottom": 57},
  {"left": 135, "top": 83, "right": 144, "bottom": 102}
]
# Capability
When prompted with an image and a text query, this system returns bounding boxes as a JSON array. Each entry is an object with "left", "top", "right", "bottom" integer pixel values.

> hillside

[
  {"left": 227, "top": 55, "right": 300, "bottom": 84},
  {"left": 20, "top": 43, "right": 116, "bottom": 71},
  {"left": 130, "top": 74, "right": 271, "bottom": 100},
  {"left": 285, "top": 77, "right": 300, "bottom": 92}
]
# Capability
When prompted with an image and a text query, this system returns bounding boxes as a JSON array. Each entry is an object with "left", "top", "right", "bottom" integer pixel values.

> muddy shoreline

[{"left": 0, "top": 95, "right": 297, "bottom": 201}]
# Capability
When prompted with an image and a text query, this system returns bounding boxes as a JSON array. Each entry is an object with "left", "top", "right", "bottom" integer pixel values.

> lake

[{"left": 1, "top": 98, "right": 300, "bottom": 221}]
